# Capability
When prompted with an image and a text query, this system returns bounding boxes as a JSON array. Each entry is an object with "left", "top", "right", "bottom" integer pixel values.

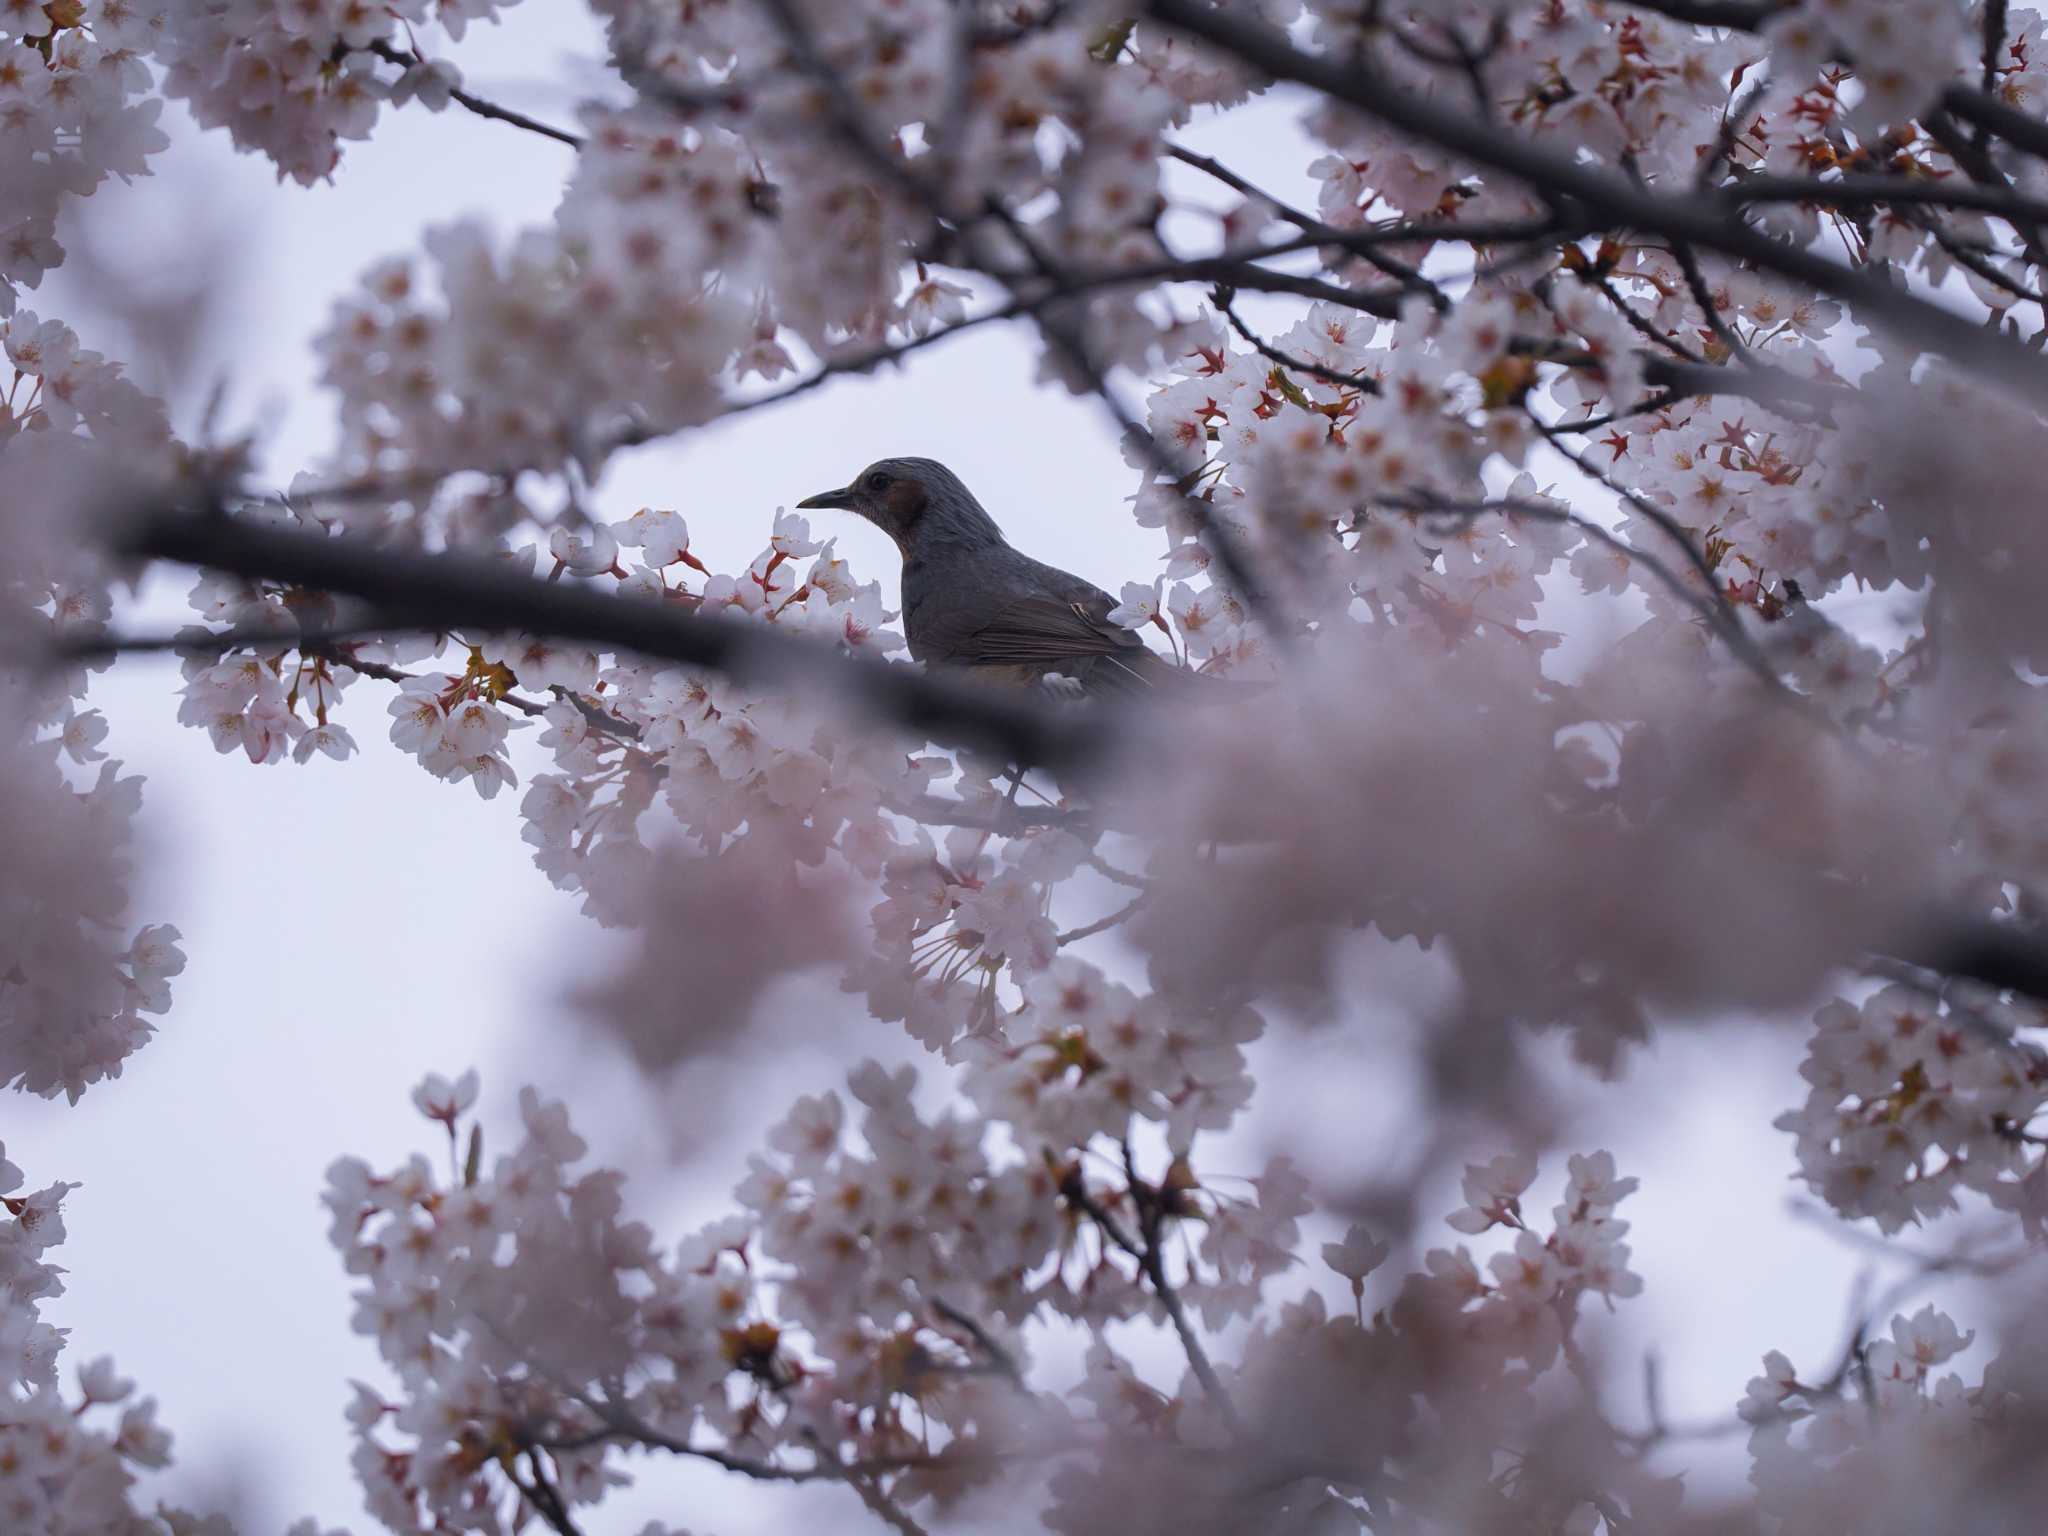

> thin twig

[
  {"left": 1167, "top": 142, "right": 1446, "bottom": 305},
  {"left": 1120, "top": 1140, "right": 1244, "bottom": 1437},
  {"left": 1528, "top": 417, "right": 1784, "bottom": 686},
  {"left": 1665, "top": 239, "right": 1758, "bottom": 366},
  {"left": 930, "top": 1296, "right": 1026, "bottom": 1389},
  {"left": 1057, "top": 893, "right": 1147, "bottom": 946},
  {"left": 1214, "top": 288, "right": 1382, "bottom": 394},
  {"left": 368, "top": 39, "right": 585, "bottom": 149},
  {"left": 504, "top": 1451, "right": 586, "bottom": 1536},
  {"left": 1387, "top": 487, "right": 1753, "bottom": 666}
]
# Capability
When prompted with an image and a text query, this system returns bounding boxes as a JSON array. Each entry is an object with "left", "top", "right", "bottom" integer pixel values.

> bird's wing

[{"left": 921, "top": 592, "right": 1174, "bottom": 694}]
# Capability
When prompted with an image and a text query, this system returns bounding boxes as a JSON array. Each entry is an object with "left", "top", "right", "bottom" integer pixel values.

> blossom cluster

[
  {"left": 0, "top": 0, "right": 169, "bottom": 312},
  {"left": 314, "top": 210, "right": 746, "bottom": 482},
  {"left": 0, "top": 1144, "right": 179, "bottom": 1531},
  {"left": 1040, "top": 1148, "right": 1653, "bottom": 1532},
  {"left": 1738, "top": 1300, "right": 2048, "bottom": 1533},
  {"left": 155, "top": 0, "right": 520, "bottom": 188},
  {"left": 326, "top": 1068, "right": 1306, "bottom": 1529},
  {"left": 1780, "top": 984, "right": 2048, "bottom": 1234},
  {"left": 960, "top": 955, "right": 1259, "bottom": 1157},
  {"left": 331, "top": 1074, "right": 1661, "bottom": 1533},
  {"left": 15, "top": 0, "right": 2048, "bottom": 1530},
  {"left": 2, "top": 307, "right": 183, "bottom": 1102}
]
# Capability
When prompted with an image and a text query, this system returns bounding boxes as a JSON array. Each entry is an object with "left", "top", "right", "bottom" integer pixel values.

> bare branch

[{"left": 1166, "top": 142, "right": 1446, "bottom": 305}]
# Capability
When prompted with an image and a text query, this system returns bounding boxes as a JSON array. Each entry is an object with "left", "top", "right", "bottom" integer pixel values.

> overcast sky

[{"left": 15, "top": 7, "right": 1992, "bottom": 1531}]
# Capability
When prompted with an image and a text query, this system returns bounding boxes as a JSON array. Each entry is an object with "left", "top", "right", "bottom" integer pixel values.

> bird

[{"left": 796, "top": 456, "right": 1192, "bottom": 698}]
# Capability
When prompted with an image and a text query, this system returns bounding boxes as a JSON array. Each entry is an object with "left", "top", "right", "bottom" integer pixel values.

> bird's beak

[{"left": 796, "top": 486, "right": 855, "bottom": 511}]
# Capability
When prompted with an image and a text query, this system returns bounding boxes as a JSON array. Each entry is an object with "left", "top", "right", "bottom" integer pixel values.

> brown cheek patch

[{"left": 883, "top": 478, "right": 929, "bottom": 528}]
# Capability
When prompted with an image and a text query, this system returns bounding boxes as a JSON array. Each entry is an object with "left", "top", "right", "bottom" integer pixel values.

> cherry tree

[{"left": 11, "top": 0, "right": 2048, "bottom": 1531}]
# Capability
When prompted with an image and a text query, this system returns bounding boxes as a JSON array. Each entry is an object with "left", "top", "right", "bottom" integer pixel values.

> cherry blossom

[{"left": 15, "top": 0, "right": 2048, "bottom": 1529}]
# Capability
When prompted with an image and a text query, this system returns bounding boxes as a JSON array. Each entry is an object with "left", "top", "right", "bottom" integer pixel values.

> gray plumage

[{"left": 796, "top": 456, "right": 1184, "bottom": 696}]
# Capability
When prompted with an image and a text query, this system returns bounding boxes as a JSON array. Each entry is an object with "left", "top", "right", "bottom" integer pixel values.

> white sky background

[{"left": 11, "top": 6, "right": 2009, "bottom": 1531}]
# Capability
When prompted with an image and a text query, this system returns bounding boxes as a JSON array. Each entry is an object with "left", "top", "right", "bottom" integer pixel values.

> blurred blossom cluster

[
  {"left": 0, "top": 1142, "right": 188, "bottom": 1530},
  {"left": 319, "top": 1072, "right": 1649, "bottom": 1533},
  {"left": 1, "top": 303, "right": 180, "bottom": 1103},
  {"left": 14, "top": 0, "right": 2048, "bottom": 1532},
  {"left": 1736, "top": 1303, "right": 2048, "bottom": 1534}
]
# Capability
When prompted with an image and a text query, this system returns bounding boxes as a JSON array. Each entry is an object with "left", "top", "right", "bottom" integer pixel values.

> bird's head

[{"left": 796, "top": 457, "right": 1005, "bottom": 556}]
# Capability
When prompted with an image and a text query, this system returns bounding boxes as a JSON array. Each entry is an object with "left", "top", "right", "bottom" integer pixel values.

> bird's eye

[{"left": 865, "top": 471, "right": 892, "bottom": 493}]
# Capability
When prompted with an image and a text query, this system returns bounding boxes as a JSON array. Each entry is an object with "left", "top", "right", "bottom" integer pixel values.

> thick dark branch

[
  {"left": 115, "top": 504, "right": 1106, "bottom": 772},
  {"left": 1604, "top": 0, "right": 1792, "bottom": 26},
  {"left": 367, "top": 39, "right": 586, "bottom": 149},
  {"left": 1901, "top": 920, "right": 2048, "bottom": 1011},
  {"left": 1188, "top": 260, "right": 1404, "bottom": 317},
  {"left": 1638, "top": 354, "right": 1842, "bottom": 410},
  {"left": 1726, "top": 172, "right": 2048, "bottom": 226},
  {"left": 1919, "top": 218, "right": 2047, "bottom": 306},
  {"left": 1920, "top": 109, "right": 2048, "bottom": 277},
  {"left": 1147, "top": 0, "right": 2048, "bottom": 411},
  {"left": 1940, "top": 84, "right": 2048, "bottom": 163},
  {"left": 1984, "top": 0, "right": 2013, "bottom": 102}
]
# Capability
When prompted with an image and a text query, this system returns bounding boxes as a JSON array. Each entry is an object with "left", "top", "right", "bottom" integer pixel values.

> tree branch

[
  {"left": 1725, "top": 171, "right": 2048, "bottom": 227},
  {"left": 110, "top": 502, "right": 1107, "bottom": 772},
  {"left": 368, "top": 39, "right": 586, "bottom": 150},
  {"left": 1942, "top": 83, "right": 2048, "bottom": 163},
  {"left": 505, "top": 1450, "right": 587, "bottom": 1536},
  {"left": 1056, "top": 1155, "right": 1243, "bottom": 1433},
  {"left": 1057, "top": 892, "right": 1147, "bottom": 946},
  {"left": 1167, "top": 142, "right": 1446, "bottom": 305},
  {"left": 1213, "top": 287, "right": 1381, "bottom": 393},
  {"left": 1528, "top": 417, "right": 1785, "bottom": 685},
  {"left": 930, "top": 1296, "right": 1027, "bottom": 1389},
  {"left": 1122, "top": 1140, "right": 1243, "bottom": 1437},
  {"left": 1146, "top": 0, "right": 2048, "bottom": 413},
  {"left": 1602, "top": 0, "right": 1793, "bottom": 26}
]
